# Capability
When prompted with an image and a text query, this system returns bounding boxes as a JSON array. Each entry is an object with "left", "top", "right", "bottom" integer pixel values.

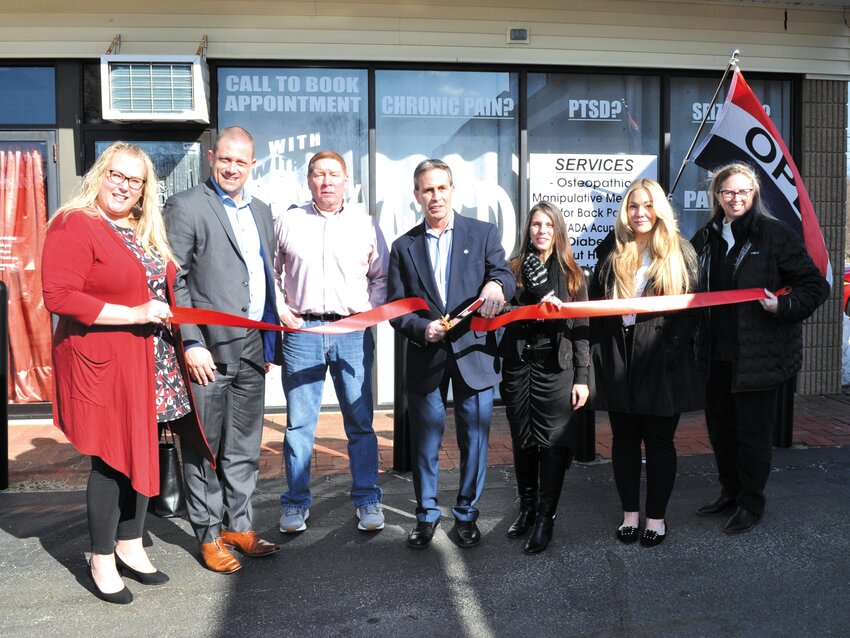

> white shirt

[
  {"left": 425, "top": 213, "right": 454, "bottom": 306},
  {"left": 722, "top": 217, "right": 735, "bottom": 255},
  {"left": 622, "top": 249, "right": 652, "bottom": 327},
  {"left": 212, "top": 181, "right": 266, "bottom": 321},
  {"left": 274, "top": 202, "right": 389, "bottom": 316}
]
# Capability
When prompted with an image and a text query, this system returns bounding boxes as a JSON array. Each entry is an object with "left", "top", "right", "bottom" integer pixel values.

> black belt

[
  {"left": 302, "top": 312, "right": 348, "bottom": 322},
  {"left": 520, "top": 342, "right": 554, "bottom": 363}
]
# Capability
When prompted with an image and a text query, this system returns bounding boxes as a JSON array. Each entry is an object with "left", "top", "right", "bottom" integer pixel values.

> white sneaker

[
  {"left": 356, "top": 504, "right": 385, "bottom": 531},
  {"left": 279, "top": 506, "right": 309, "bottom": 533}
]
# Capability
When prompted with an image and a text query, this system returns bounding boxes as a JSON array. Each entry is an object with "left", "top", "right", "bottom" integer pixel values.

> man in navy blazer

[{"left": 388, "top": 159, "right": 515, "bottom": 549}]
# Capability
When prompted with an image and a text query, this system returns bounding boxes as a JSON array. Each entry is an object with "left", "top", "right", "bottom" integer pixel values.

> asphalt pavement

[{"left": 1, "top": 445, "right": 848, "bottom": 637}]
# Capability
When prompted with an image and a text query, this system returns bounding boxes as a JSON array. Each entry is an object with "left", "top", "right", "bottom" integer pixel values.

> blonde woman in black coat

[
  {"left": 500, "top": 200, "right": 589, "bottom": 554},
  {"left": 589, "top": 179, "right": 702, "bottom": 547}
]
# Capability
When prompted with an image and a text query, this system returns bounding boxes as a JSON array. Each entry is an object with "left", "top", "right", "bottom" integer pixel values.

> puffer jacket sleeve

[{"left": 769, "top": 220, "right": 829, "bottom": 324}]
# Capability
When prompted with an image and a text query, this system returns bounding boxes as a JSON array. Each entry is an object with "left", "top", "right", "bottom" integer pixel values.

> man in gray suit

[{"left": 165, "top": 126, "right": 281, "bottom": 573}]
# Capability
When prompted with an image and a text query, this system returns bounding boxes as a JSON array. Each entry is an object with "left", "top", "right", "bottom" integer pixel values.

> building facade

[{"left": 2, "top": 0, "right": 847, "bottom": 413}]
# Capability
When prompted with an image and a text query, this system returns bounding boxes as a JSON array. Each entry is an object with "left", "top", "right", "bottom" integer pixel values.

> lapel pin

[{"left": 463, "top": 249, "right": 469, "bottom": 254}]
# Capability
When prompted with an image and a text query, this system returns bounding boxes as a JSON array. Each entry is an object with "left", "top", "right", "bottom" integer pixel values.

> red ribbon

[
  {"left": 170, "top": 288, "right": 786, "bottom": 335},
  {"left": 469, "top": 288, "right": 772, "bottom": 332},
  {"left": 169, "top": 297, "right": 429, "bottom": 334}
]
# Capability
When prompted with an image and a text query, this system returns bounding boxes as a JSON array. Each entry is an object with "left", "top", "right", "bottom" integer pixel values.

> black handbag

[{"left": 148, "top": 426, "right": 187, "bottom": 518}]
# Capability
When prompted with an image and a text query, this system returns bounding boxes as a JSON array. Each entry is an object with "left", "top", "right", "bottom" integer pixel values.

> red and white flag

[{"left": 693, "top": 69, "right": 831, "bottom": 282}]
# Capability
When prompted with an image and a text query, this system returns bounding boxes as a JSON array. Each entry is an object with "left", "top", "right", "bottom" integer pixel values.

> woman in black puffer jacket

[{"left": 691, "top": 162, "right": 829, "bottom": 534}]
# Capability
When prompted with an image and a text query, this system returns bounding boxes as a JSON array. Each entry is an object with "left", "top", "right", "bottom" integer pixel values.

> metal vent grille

[
  {"left": 100, "top": 55, "right": 209, "bottom": 123},
  {"left": 109, "top": 62, "right": 194, "bottom": 113}
]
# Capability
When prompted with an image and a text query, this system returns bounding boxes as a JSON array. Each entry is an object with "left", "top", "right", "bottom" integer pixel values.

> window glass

[
  {"left": 528, "top": 73, "right": 660, "bottom": 155},
  {"left": 669, "top": 76, "right": 792, "bottom": 238},
  {"left": 217, "top": 68, "right": 368, "bottom": 216},
  {"left": 375, "top": 69, "right": 519, "bottom": 253},
  {"left": 0, "top": 67, "right": 55, "bottom": 124},
  {"left": 218, "top": 67, "right": 369, "bottom": 408},
  {"left": 374, "top": 69, "right": 519, "bottom": 404},
  {"left": 527, "top": 73, "right": 660, "bottom": 266}
]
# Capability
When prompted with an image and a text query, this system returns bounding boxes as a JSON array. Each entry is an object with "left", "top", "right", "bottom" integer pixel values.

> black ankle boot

[
  {"left": 524, "top": 514, "right": 555, "bottom": 554},
  {"left": 508, "top": 508, "right": 536, "bottom": 537},
  {"left": 508, "top": 446, "right": 539, "bottom": 538}
]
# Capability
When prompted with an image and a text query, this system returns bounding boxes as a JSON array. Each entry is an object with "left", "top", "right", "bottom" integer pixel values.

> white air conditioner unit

[{"left": 100, "top": 55, "right": 210, "bottom": 123}]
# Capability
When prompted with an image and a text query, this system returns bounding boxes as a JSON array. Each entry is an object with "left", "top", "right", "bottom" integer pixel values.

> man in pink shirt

[{"left": 274, "top": 150, "right": 389, "bottom": 533}]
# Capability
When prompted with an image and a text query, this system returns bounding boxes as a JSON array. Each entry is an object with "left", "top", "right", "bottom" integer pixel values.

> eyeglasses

[
  {"left": 718, "top": 188, "right": 754, "bottom": 200},
  {"left": 106, "top": 169, "right": 145, "bottom": 191}
]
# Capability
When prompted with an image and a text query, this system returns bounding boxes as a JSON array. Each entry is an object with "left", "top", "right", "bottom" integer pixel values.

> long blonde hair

[
  {"left": 603, "top": 178, "right": 696, "bottom": 298},
  {"left": 53, "top": 142, "right": 176, "bottom": 265},
  {"left": 509, "top": 200, "right": 584, "bottom": 298}
]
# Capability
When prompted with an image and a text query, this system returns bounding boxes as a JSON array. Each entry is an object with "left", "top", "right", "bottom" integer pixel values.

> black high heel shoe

[
  {"left": 115, "top": 554, "right": 170, "bottom": 585},
  {"left": 89, "top": 563, "right": 133, "bottom": 604}
]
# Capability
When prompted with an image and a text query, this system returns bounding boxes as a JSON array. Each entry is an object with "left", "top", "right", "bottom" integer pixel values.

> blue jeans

[
  {"left": 408, "top": 362, "right": 493, "bottom": 523},
  {"left": 280, "top": 324, "right": 381, "bottom": 509}
]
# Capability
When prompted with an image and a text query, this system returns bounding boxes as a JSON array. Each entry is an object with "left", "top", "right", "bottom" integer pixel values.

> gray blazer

[{"left": 164, "top": 179, "right": 280, "bottom": 365}]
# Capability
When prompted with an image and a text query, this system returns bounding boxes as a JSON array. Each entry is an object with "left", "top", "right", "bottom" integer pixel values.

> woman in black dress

[{"left": 500, "top": 200, "right": 589, "bottom": 554}]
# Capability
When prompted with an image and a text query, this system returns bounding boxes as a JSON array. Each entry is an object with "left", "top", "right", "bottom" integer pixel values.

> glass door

[{"left": 1, "top": 132, "right": 57, "bottom": 406}]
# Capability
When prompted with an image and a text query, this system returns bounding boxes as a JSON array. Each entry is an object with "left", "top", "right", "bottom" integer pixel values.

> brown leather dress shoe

[
  {"left": 199, "top": 538, "right": 242, "bottom": 574},
  {"left": 221, "top": 530, "right": 280, "bottom": 557}
]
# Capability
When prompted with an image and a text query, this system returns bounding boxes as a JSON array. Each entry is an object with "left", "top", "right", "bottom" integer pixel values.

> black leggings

[
  {"left": 609, "top": 412, "right": 680, "bottom": 519},
  {"left": 87, "top": 456, "right": 149, "bottom": 555}
]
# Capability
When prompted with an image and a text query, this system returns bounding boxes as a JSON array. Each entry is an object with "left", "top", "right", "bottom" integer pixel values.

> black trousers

[
  {"left": 609, "top": 411, "right": 680, "bottom": 519},
  {"left": 87, "top": 456, "right": 148, "bottom": 555},
  {"left": 704, "top": 361, "right": 779, "bottom": 515}
]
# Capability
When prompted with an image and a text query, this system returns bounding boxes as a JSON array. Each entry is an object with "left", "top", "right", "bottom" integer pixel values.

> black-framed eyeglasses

[
  {"left": 106, "top": 169, "right": 145, "bottom": 191},
  {"left": 718, "top": 188, "right": 754, "bottom": 200}
]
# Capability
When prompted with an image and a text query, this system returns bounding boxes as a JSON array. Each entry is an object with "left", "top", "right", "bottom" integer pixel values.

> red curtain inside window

[{"left": 0, "top": 149, "right": 52, "bottom": 403}]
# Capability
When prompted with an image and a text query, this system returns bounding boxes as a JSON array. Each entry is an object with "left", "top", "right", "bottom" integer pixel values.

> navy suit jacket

[{"left": 388, "top": 213, "right": 515, "bottom": 393}]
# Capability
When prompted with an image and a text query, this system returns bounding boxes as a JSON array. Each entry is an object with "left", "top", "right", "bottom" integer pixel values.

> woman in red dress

[{"left": 42, "top": 142, "right": 209, "bottom": 604}]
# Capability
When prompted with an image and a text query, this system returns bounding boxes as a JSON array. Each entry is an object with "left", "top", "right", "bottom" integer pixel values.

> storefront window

[
  {"left": 375, "top": 69, "right": 519, "bottom": 252},
  {"left": 669, "top": 76, "right": 792, "bottom": 238},
  {"left": 0, "top": 67, "right": 55, "bottom": 125},
  {"left": 527, "top": 73, "right": 660, "bottom": 267},
  {"left": 374, "top": 69, "right": 519, "bottom": 403},
  {"left": 218, "top": 67, "right": 369, "bottom": 408},
  {"left": 528, "top": 73, "right": 660, "bottom": 156},
  {"left": 217, "top": 67, "right": 368, "bottom": 215}
]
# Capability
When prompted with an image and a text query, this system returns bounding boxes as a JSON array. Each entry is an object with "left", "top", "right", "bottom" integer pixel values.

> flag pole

[{"left": 669, "top": 49, "right": 740, "bottom": 196}]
